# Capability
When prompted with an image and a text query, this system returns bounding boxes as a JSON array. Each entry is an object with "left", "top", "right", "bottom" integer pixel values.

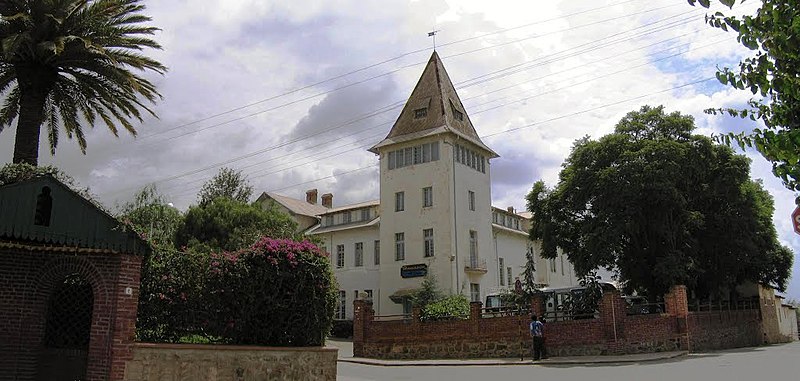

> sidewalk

[{"left": 326, "top": 339, "right": 687, "bottom": 366}]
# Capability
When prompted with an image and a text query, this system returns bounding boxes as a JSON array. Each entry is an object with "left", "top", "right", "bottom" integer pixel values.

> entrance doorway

[{"left": 37, "top": 273, "right": 94, "bottom": 381}]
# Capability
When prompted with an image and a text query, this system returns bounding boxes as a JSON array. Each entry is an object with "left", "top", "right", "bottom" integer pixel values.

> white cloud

[{"left": 1, "top": 0, "right": 796, "bottom": 299}]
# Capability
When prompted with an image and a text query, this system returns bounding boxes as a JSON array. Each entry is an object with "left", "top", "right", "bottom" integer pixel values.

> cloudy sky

[{"left": 2, "top": 0, "right": 798, "bottom": 299}]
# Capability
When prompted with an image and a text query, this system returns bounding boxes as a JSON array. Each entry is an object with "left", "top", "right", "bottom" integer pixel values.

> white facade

[{"left": 271, "top": 52, "right": 578, "bottom": 320}]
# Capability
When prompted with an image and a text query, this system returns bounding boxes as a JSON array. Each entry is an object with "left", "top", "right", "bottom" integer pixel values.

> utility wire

[{"left": 260, "top": 77, "right": 716, "bottom": 195}]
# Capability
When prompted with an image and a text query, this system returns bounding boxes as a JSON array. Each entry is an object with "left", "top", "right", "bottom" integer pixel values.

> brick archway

[{"left": 32, "top": 256, "right": 112, "bottom": 381}]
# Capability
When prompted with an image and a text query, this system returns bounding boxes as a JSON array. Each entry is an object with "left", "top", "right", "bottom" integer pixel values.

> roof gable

[
  {"left": 371, "top": 51, "right": 491, "bottom": 153},
  {"left": 0, "top": 176, "right": 149, "bottom": 255},
  {"left": 257, "top": 192, "right": 329, "bottom": 217}
]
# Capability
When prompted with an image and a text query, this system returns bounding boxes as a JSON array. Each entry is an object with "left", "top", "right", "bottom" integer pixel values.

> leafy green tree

[
  {"left": 0, "top": 0, "right": 166, "bottom": 165},
  {"left": 411, "top": 274, "right": 442, "bottom": 308},
  {"left": 117, "top": 185, "right": 201, "bottom": 342},
  {"left": 527, "top": 105, "right": 793, "bottom": 297},
  {"left": 688, "top": 0, "right": 800, "bottom": 193},
  {"left": 197, "top": 167, "right": 254, "bottom": 206},
  {"left": 176, "top": 197, "right": 299, "bottom": 253},
  {"left": 521, "top": 245, "right": 538, "bottom": 295}
]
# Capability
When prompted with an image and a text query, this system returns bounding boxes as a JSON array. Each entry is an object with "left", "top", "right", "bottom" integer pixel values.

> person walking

[{"left": 529, "top": 314, "right": 544, "bottom": 361}]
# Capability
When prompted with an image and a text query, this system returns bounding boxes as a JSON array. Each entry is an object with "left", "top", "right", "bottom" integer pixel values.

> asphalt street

[{"left": 338, "top": 341, "right": 800, "bottom": 381}]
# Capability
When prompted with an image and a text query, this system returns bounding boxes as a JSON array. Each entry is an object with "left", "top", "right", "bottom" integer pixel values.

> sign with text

[{"left": 400, "top": 264, "right": 428, "bottom": 278}]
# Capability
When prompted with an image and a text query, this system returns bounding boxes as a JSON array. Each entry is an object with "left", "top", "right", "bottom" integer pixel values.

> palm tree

[{"left": 0, "top": 0, "right": 166, "bottom": 165}]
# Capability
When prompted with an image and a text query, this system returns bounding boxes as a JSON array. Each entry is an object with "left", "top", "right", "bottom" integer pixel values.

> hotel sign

[{"left": 400, "top": 264, "right": 428, "bottom": 278}]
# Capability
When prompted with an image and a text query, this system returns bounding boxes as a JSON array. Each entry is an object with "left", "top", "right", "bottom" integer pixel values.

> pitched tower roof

[{"left": 370, "top": 51, "right": 497, "bottom": 157}]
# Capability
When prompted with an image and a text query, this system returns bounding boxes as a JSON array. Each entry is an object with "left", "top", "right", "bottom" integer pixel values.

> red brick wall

[
  {"left": 0, "top": 248, "right": 142, "bottom": 381},
  {"left": 355, "top": 289, "right": 689, "bottom": 359}
]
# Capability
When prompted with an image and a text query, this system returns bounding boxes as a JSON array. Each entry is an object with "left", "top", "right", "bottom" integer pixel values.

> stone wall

[
  {"left": 688, "top": 310, "right": 762, "bottom": 351},
  {"left": 124, "top": 343, "right": 338, "bottom": 381}
]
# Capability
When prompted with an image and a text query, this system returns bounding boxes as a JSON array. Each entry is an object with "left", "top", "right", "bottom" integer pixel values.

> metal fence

[{"left": 687, "top": 296, "right": 760, "bottom": 312}]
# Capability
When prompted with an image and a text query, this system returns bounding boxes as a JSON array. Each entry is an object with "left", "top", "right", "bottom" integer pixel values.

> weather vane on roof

[{"left": 428, "top": 28, "right": 440, "bottom": 51}]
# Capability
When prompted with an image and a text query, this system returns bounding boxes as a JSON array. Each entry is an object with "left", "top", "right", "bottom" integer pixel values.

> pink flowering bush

[{"left": 203, "top": 237, "right": 337, "bottom": 346}]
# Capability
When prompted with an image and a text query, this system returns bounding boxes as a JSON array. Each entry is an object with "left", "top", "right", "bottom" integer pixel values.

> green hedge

[
  {"left": 204, "top": 238, "right": 337, "bottom": 346},
  {"left": 420, "top": 294, "right": 470, "bottom": 321}
]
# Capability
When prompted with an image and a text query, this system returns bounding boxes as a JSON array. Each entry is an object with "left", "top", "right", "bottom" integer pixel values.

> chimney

[
  {"left": 507, "top": 206, "right": 514, "bottom": 214},
  {"left": 321, "top": 193, "right": 333, "bottom": 208},
  {"left": 306, "top": 189, "right": 318, "bottom": 205}
]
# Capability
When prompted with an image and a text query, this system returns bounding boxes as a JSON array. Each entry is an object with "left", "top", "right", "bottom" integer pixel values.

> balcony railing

[{"left": 464, "top": 258, "right": 487, "bottom": 273}]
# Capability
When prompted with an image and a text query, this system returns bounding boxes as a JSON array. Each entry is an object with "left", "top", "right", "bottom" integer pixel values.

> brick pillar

[
  {"left": 664, "top": 285, "right": 690, "bottom": 351},
  {"left": 599, "top": 290, "right": 626, "bottom": 351},
  {"left": 469, "top": 301, "right": 482, "bottom": 320},
  {"left": 110, "top": 254, "right": 143, "bottom": 381},
  {"left": 353, "top": 299, "right": 373, "bottom": 357},
  {"left": 530, "top": 293, "right": 545, "bottom": 318}
]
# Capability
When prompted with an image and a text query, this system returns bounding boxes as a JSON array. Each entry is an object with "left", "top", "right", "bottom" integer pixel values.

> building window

[
  {"left": 468, "top": 191, "right": 475, "bottom": 211},
  {"left": 336, "top": 290, "right": 346, "bottom": 319},
  {"left": 550, "top": 258, "right": 557, "bottom": 273},
  {"left": 361, "top": 208, "right": 370, "bottom": 221},
  {"left": 492, "top": 212, "right": 498, "bottom": 224},
  {"left": 499, "top": 258, "right": 505, "bottom": 286},
  {"left": 469, "top": 230, "right": 478, "bottom": 263},
  {"left": 450, "top": 100, "right": 464, "bottom": 121},
  {"left": 470, "top": 283, "right": 480, "bottom": 302},
  {"left": 414, "top": 107, "right": 427, "bottom": 119},
  {"left": 364, "top": 289, "right": 373, "bottom": 301},
  {"left": 354, "top": 290, "right": 359, "bottom": 301},
  {"left": 388, "top": 142, "right": 440, "bottom": 171},
  {"left": 395, "top": 191, "right": 404, "bottom": 212},
  {"left": 507, "top": 267, "right": 512, "bottom": 287},
  {"left": 325, "top": 215, "right": 333, "bottom": 226},
  {"left": 423, "top": 228, "right": 434, "bottom": 257},
  {"left": 342, "top": 211, "right": 352, "bottom": 224},
  {"left": 514, "top": 219, "right": 519, "bottom": 230},
  {"left": 336, "top": 245, "right": 345, "bottom": 268},
  {"left": 374, "top": 240, "right": 380, "bottom": 265},
  {"left": 423, "top": 187, "right": 433, "bottom": 207},
  {"left": 395, "top": 233, "right": 405, "bottom": 261},
  {"left": 355, "top": 242, "right": 363, "bottom": 267},
  {"left": 560, "top": 255, "right": 565, "bottom": 276}
]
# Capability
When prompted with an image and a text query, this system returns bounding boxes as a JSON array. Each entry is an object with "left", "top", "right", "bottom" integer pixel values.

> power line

[
  {"left": 107, "top": 20, "right": 723, "bottom": 199},
  {"left": 258, "top": 77, "right": 716, "bottom": 196},
  {"left": 131, "top": 0, "right": 654, "bottom": 142},
  {"left": 103, "top": 6, "right": 719, "bottom": 198}
]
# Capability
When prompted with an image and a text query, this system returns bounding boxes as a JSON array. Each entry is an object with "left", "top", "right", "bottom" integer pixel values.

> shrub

[
  {"left": 330, "top": 320, "right": 354, "bottom": 338},
  {"left": 204, "top": 238, "right": 337, "bottom": 346},
  {"left": 420, "top": 294, "right": 470, "bottom": 321}
]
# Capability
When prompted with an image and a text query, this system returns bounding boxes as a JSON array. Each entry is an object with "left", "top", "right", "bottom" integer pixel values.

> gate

[{"left": 37, "top": 273, "right": 94, "bottom": 381}]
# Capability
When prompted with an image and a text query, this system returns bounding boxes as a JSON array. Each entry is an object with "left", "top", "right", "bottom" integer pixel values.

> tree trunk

[{"left": 12, "top": 65, "right": 56, "bottom": 166}]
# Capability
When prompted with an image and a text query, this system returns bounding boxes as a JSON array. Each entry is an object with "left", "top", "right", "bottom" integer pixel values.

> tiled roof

[
  {"left": 321, "top": 200, "right": 379, "bottom": 214},
  {"left": 257, "top": 192, "right": 329, "bottom": 217}
]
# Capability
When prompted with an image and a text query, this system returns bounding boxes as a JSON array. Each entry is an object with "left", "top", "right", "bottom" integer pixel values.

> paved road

[{"left": 338, "top": 341, "right": 800, "bottom": 381}]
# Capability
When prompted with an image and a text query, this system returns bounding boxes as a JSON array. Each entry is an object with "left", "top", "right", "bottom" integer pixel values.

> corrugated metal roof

[{"left": 0, "top": 176, "right": 150, "bottom": 256}]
